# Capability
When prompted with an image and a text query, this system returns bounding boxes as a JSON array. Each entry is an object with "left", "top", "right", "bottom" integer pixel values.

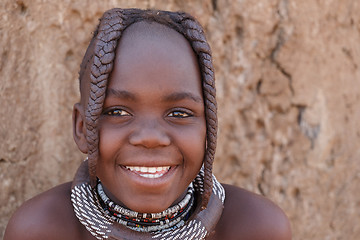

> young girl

[{"left": 4, "top": 8, "right": 291, "bottom": 240}]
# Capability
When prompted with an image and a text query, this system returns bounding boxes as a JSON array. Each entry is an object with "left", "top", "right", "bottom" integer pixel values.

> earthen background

[{"left": 1, "top": 0, "right": 360, "bottom": 239}]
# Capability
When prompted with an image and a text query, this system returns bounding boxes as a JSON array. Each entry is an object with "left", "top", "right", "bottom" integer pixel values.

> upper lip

[{"left": 118, "top": 149, "right": 180, "bottom": 166}]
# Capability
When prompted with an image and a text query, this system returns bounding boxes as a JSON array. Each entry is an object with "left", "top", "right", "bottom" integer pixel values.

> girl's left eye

[
  {"left": 105, "top": 109, "right": 131, "bottom": 116},
  {"left": 168, "top": 111, "right": 192, "bottom": 118}
]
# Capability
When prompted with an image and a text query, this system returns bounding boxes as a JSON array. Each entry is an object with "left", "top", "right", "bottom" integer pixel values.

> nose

[{"left": 129, "top": 118, "right": 171, "bottom": 148}]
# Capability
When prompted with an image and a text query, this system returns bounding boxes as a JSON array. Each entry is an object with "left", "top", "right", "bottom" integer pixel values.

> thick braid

[{"left": 85, "top": 9, "right": 131, "bottom": 186}]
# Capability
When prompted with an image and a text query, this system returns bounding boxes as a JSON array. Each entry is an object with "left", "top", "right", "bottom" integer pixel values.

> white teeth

[
  {"left": 126, "top": 166, "right": 170, "bottom": 178},
  {"left": 139, "top": 173, "right": 164, "bottom": 178}
]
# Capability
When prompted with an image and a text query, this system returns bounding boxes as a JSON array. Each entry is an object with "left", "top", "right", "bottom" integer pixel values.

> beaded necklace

[{"left": 96, "top": 180, "right": 195, "bottom": 232}]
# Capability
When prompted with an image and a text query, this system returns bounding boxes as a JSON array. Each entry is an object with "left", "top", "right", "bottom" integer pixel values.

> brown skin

[{"left": 4, "top": 22, "right": 291, "bottom": 240}]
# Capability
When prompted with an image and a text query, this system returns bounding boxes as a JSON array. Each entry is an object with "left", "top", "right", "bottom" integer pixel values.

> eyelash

[
  {"left": 167, "top": 110, "right": 193, "bottom": 118},
  {"left": 104, "top": 109, "right": 131, "bottom": 116}
]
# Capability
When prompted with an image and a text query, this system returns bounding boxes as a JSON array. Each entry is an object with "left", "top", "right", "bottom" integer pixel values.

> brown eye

[
  {"left": 168, "top": 111, "right": 191, "bottom": 118},
  {"left": 105, "top": 109, "right": 131, "bottom": 116}
]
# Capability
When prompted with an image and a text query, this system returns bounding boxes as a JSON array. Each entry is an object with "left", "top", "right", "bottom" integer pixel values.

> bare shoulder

[
  {"left": 211, "top": 184, "right": 291, "bottom": 240},
  {"left": 4, "top": 182, "right": 92, "bottom": 240}
]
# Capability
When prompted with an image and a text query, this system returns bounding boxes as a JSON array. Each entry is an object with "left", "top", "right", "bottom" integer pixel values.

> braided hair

[{"left": 79, "top": 8, "right": 217, "bottom": 210}]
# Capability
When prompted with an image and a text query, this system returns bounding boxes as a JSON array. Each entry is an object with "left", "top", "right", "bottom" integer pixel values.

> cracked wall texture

[{"left": 1, "top": 0, "right": 360, "bottom": 239}]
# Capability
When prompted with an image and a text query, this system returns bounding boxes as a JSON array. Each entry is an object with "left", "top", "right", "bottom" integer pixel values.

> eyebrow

[
  {"left": 163, "top": 92, "right": 203, "bottom": 103},
  {"left": 106, "top": 88, "right": 203, "bottom": 103},
  {"left": 106, "top": 88, "right": 136, "bottom": 101}
]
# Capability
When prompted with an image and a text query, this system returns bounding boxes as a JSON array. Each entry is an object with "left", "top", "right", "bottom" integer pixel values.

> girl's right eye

[{"left": 104, "top": 109, "right": 131, "bottom": 117}]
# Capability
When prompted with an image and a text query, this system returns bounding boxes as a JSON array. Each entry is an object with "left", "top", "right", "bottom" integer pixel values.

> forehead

[
  {"left": 107, "top": 21, "right": 202, "bottom": 96},
  {"left": 119, "top": 21, "right": 190, "bottom": 56}
]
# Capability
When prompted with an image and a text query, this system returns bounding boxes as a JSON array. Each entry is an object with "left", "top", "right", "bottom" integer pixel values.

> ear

[{"left": 73, "top": 103, "right": 88, "bottom": 154}]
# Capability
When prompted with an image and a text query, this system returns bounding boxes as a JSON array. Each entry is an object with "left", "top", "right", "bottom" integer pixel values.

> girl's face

[{"left": 96, "top": 22, "right": 206, "bottom": 213}]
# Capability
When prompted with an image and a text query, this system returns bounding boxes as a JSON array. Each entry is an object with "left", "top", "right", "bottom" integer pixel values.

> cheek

[
  {"left": 179, "top": 123, "right": 206, "bottom": 166},
  {"left": 98, "top": 126, "right": 123, "bottom": 164}
]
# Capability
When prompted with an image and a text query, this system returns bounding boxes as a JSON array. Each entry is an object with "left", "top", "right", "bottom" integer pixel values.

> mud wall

[{"left": 1, "top": 0, "right": 360, "bottom": 239}]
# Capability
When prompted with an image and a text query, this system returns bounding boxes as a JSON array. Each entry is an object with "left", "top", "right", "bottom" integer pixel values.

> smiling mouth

[{"left": 125, "top": 166, "right": 171, "bottom": 179}]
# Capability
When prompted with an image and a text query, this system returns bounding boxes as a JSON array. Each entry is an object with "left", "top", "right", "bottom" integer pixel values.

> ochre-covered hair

[{"left": 79, "top": 8, "right": 217, "bottom": 209}]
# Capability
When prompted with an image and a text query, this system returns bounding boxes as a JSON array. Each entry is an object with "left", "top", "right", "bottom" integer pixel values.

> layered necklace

[
  {"left": 71, "top": 160, "right": 225, "bottom": 240},
  {"left": 96, "top": 180, "right": 195, "bottom": 233}
]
